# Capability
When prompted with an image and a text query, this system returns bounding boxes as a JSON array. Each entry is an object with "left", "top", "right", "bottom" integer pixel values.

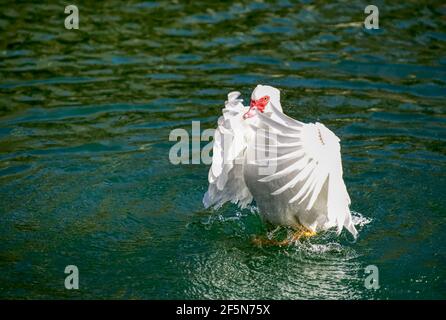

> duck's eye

[{"left": 264, "top": 97, "right": 268, "bottom": 101}]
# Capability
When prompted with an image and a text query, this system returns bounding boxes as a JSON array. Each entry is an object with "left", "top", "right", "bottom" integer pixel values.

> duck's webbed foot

[
  {"left": 252, "top": 224, "right": 316, "bottom": 247},
  {"left": 289, "top": 224, "right": 317, "bottom": 242}
]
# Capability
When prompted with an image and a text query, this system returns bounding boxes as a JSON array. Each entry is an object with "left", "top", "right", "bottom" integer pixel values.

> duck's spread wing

[
  {"left": 203, "top": 92, "right": 253, "bottom": 209},
  {"left": 252, "top": 104, "right": 357, "bottom": 237}
]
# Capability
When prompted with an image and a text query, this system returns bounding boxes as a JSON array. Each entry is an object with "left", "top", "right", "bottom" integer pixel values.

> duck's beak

[
  {"left": 243, "top": 108, "right": 256, "bottom": 119},
  {"left": 243, "top": 100, "right": 258, "bottom": 119}
]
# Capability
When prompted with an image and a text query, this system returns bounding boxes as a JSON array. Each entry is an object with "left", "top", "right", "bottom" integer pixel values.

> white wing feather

[
  {"left": 203, "top": 92, "right": 253, "bottom": 209},
  {"left": 254, "top": 102, "right": 357, "bottom": 237}
]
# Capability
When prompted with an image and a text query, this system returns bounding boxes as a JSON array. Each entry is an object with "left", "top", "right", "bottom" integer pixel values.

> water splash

[{"left": 351, "top": 210, "right": 372, "bottom": 228}]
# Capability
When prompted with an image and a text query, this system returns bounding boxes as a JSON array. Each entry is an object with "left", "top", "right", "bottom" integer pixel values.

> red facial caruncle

[{"left": 243, "top": 95, "right": 270, "bottom": 119}]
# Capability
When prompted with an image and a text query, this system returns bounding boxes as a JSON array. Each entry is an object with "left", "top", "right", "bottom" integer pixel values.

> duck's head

[{"left": 243, "top": 85, "right": 282, "bottom": 119}]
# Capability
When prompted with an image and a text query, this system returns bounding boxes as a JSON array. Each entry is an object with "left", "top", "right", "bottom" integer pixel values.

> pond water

[{"left": 0, "top": 1, "right": 445, "bottom": 299}]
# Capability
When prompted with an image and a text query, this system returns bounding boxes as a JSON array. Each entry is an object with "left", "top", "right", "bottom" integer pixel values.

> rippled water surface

[{"left": 0, "top": 1, "right": 445, "bottom": 299}]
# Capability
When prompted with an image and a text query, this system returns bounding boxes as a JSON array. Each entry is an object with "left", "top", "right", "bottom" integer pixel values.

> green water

[{"left": 0, "top": 0, "right": 445, "bottom": 299}]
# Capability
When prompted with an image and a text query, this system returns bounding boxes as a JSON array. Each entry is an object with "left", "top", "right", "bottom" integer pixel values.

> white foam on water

[{"left": 351, "top": 210, "right": 372, "bottom": 228}]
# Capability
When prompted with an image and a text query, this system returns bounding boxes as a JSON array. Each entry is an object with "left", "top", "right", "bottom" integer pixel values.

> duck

[{"left": 203, "top": 85, "right": 357, "bottom": 245}]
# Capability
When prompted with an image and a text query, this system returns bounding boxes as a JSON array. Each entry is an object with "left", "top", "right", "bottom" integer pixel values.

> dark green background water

[{"left": 0, "top": 0, "right": 445, "bottom": 299}]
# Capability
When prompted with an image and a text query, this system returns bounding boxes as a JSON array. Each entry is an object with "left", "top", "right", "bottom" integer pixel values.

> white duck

[{"left": 204, "top": 85, "right": 357, "bottom": 244}]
